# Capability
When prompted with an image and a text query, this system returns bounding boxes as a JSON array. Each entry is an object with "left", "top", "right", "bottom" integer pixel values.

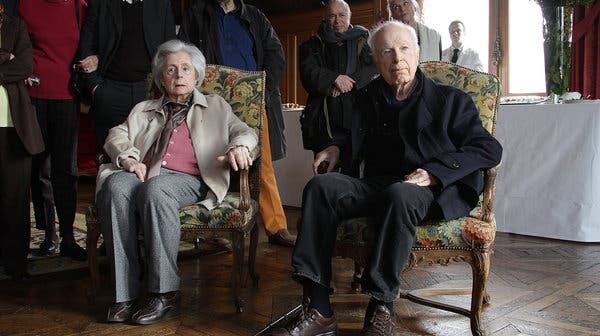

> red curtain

[{"left": 570, "top": 2, "right": 600, "bottom": 99}]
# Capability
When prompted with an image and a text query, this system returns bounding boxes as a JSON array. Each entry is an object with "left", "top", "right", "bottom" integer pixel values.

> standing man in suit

[
  {"left": 76, "top": 0, "right": 176, "bottom": 151},
  {"left": 442, "top": 20, "right": 483, "bottom": 71},
  {"left": 179, "top": 0, "right": 296, "bottom": 247}
]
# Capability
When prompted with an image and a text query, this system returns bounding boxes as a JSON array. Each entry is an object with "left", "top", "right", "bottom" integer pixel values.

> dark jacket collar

[{"left": 368, "top": 68, "right": 441, "bottom": 133}]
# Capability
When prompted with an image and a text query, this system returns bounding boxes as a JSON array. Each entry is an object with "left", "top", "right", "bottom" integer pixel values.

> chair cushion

[
  {"left": 337, "top": 201, "right": 496, "bottom": 250},
  {"left": 179, "top": 192, "right": 259, "bottom": 229}
]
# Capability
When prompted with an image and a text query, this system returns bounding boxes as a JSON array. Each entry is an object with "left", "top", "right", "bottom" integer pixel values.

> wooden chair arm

[
  {"left": 239, "top": 169, "right": 250, "bottom": 210},
  {"left": 96, "top": 152, "right": 111, "bottom": 166},
  {"left": 480, "top": 166, "right": 498, "bottom": 223}
]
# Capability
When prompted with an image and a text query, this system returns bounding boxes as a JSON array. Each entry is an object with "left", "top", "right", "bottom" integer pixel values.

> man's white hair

[
  {"left": 367, "top": 20, "right": 419, "bottom": 52},
  {"left": 387, "top": 0, "right": 421, "bottom": 23}
]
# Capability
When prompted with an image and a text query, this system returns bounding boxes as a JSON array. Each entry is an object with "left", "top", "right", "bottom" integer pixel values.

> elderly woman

[
  {"left": 387, "top": 0, "right": 441, "bottom": 62},
  {"left": 96, "top": 39, "right": 258, "bottom": 325}
]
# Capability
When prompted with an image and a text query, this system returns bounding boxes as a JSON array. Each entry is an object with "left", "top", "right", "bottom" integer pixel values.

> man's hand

[
  {"left": 78, "top": 55, "right": 99, "bottom": 73},
  {"left": 216, "top": 145, "right": 252, "bottom": 171},
  {"left": 332, "top": 87, "right": 341, "bottom": 97},
  {"left": 404, "top": 168, "right": 438, "bottom": 187},
  {"left": 313, "top": 145, "right": 340, "bottom": 175},
  {"left": 121, "top": 158, "right": 147, "bottom": 182},
  {"left": 334, "top": 75, "right": 356, "bottom": 94}
]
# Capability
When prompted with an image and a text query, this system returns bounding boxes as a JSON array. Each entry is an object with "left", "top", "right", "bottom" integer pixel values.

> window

[
  {"left": 508, "top": 0, "right": 546, "bottom": 94},
  {"left": 421, "top": 0, "right": 547, "bottom": 95}
]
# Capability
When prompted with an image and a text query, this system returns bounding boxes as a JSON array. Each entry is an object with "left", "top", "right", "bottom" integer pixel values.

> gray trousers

[{"left": 97, "top": 168, "right": 207, "bottom": 302}]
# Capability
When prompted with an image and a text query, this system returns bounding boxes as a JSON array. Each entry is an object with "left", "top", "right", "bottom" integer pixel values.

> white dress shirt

[{"left": 442, "top": 45, "right": 484, "bottom": 71}]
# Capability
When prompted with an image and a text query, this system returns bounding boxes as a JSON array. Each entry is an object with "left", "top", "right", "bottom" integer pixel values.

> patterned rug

[{"left": 0, "top": 204, "right": 196, "bottom": 281}]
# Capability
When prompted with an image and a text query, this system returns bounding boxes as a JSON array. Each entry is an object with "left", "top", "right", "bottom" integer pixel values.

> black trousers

[
  {"left": 292, "top": 173, "right": 438, "bottom": 302},
  {"left": 30, "top": 98, "right": 79, "bottom": 239},
  {"left": 0, "top": 128, "right": 32, "bottom": 276},
  {"left": 92, "top": 78, "right": 147, "bottom": 151}
]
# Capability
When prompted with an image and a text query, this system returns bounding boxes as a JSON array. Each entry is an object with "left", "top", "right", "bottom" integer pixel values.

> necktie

[{"left": 451, "top": 48, "right": 460, "bottom": 63}]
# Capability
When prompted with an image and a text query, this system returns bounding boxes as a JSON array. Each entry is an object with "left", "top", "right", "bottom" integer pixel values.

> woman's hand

[
  {"left": 79, "top": 55, "right": 99, "bottom": 73},
  {"left": 121, "top": 157, "right": 147, "bottom": 182},
  {"left": 217, "top": 146, "right": 252, "bottom": 171}
]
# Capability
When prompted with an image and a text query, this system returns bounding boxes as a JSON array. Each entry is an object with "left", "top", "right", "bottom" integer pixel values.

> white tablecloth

[
  {"left": 273, "top": 108, "right": 314, "bottom": 207},
  {"left": 495, "top": 101, "right": 600, "bottom": 242}
]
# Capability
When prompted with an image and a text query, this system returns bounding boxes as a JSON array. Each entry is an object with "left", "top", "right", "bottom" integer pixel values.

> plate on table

[{"left": 500, "top": 96, "right": 548, "bottom": 105}]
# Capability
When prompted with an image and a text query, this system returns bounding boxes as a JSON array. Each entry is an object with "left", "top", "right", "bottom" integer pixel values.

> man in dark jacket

[
  {"left": 76, "top": 0, "right": 176, "bottom": 150},
  {"left": 179, "top": 0, "right": 296, "bottom": 247},
  {"left": 272, "top": 21, "right": 502, "bottom": 336},
  {"left": 299, "top": 0, "right": 377, "bottom": 176}
]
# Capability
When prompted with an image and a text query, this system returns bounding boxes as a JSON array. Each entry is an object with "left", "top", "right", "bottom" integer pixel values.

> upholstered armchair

[
  {"left": 86, "top": 65, "right": 265, "bottom": 313},
  {"left": 334, "top": 61, "right": 500, "bottom": 336}
]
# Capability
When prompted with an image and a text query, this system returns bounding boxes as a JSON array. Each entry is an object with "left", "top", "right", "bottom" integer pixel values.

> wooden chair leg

[
  {"left": 231, "top": 229, "right": 245, "bottom": 313},
  {"left": 85, "top": 206, "right": 101, "bottom": 297},
  {"left": 470, "top": 250, "right": 490, "bottom": 336},
  {"left": 248, "top": 220, "right": 260, "bottom": 288}
]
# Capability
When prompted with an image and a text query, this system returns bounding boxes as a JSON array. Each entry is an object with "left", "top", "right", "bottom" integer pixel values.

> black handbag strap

[{"left": 74, "top": 1, "right": 80, "bottom": 29}]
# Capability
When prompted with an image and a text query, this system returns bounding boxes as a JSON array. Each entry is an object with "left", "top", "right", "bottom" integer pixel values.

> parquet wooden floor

[{"left": 0, "top": 178, "right": 598, "bottom": 336}]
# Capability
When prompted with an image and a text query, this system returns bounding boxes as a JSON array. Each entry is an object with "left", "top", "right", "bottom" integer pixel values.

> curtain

[{"left": 570, "top": 2, "right": 600, "bottom": 99}]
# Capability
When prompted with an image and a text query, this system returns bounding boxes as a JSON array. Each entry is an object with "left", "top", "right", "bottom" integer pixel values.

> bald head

[{"left": 325, "top": 0, "right": 351, "bottom": 33}]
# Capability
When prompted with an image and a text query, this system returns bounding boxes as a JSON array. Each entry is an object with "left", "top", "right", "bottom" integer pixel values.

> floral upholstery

[
  {"left": 420, "top": 61, "right": 499, "bottom": 135},
  {"left": 178, "top": 65, "right": 265, "bottom": 230},
  {"left": 180, "top": 193, "right": 259, "bottom": 229},
  {"left": 336, "top": 61, "right": 500, "bottom": 250}
]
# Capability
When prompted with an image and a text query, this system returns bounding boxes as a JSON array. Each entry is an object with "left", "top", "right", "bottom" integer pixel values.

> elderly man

[
  {"left": 272, "top": 21, "right": 502, "bottom": 336},
  {"left": 442, "top": 20, "right": 483, "bottom": 71},
  {"left": 299, "top": 0, "right": 377, "bottom": 176},
  {"left": 388, "top": 0, "right": 441, "bottom": 62},
  {"left": 179, "top": 0, "right": 296, "bottom": 247}
]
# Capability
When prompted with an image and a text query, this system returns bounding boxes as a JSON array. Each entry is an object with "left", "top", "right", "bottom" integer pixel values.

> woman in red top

[{"left": 19, "top": 0, "right": 87, "bottom": 260}]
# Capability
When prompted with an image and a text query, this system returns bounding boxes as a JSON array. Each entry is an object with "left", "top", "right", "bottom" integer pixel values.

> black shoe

[
  {"left": 131, "top": 291, "right": 180, "bottom": 325},
  {"left": 106, "top": 300, "right": 135, "bottom": 323},
  {"left": 60, "top": 240, "right": 87, "bottom": 261},
  {"left": 39, "top": 239, "right": 57, "bottom": 255},
  {"left": 270, "top": 308, "right": 337, "bottom": 336}
]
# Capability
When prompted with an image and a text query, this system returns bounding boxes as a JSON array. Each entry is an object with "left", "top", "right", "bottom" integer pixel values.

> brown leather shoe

[
  {"left": 131, "top": 291, "right": 180, "bottom": 325},
  {"left": 361, "top": 305, "right": 395, "bottom": 336},
  {"left": 268, "top": 229, "right": 297, "bottom": 247},
  {"left": 194, "top": 237, "right": 232, "bottom": 255},
  {"left": 106, "top": 300, "right": 135, "bottom": 323},
  {"left": 270, "top": 308, "right": 337, "bottom": 336}
]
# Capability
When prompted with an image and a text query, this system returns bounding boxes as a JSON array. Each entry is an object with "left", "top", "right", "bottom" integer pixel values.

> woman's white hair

[
  {"left": 152, "top": 39, "right": 206, "bottom": 93},
  {"left": 367, "top": 20, "right": 419, "bottom": 52},
  {"left": 387, "top": 0, "right": 421, "bottom": 23}
]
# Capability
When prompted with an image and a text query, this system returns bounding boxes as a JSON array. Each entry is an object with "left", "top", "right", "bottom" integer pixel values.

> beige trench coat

[{"left": 96, "top": 88, "right": 258, "bottom": 210}]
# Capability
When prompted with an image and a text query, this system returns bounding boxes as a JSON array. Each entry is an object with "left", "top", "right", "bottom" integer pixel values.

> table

[
  {"left": 273, "top": 108, "right": 314, "bottom": 207},
  {"left": 495, "top": 101, "right": 600, "bottom": 242}
]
